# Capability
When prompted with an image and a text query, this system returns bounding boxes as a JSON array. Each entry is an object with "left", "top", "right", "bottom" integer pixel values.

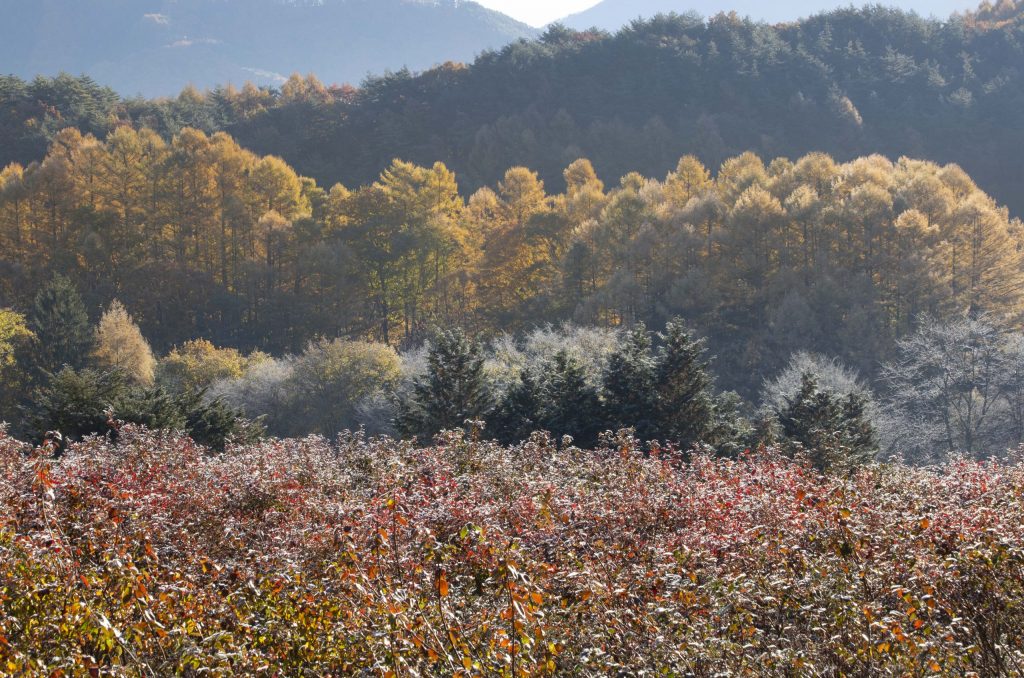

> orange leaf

[{"left": 439, "top": 571, "right": 450, "bottom": 597}]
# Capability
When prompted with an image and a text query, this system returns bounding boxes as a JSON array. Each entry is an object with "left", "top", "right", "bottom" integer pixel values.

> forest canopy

[{"left": 1, "top": 125, "right": 1021, "bottom": 400}]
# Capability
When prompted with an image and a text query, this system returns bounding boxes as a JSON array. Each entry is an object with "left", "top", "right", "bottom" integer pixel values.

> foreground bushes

[{"left": 1, "top": 427, "right": 1023, "bottom": 675}]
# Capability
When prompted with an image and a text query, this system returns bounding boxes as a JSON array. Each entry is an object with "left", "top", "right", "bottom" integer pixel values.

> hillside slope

[
  {"left": 561, "top": 0, "right": 977, "bottom": 29},
  {"left": 0, "top": 0, "right": 537, "bottom": 96}
]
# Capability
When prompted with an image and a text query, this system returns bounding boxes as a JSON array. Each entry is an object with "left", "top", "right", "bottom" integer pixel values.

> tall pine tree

[
  {"left": 538, "top": 351, "right": 603, "bottom": 448},
  {"left": 29, "top": 275, "right": 92, "bottom": 375},
  {"left": 602, "top": 324, "right": 657, "bottom": 439},
  {"left": 397, "top": 329, "right": 492, "bottom": 440},
  {"left": 493, "top": 368, "right": 544, "bottom": 445},
  {"left": 654, "top": 318, "right": 716, "bottom": 449}
]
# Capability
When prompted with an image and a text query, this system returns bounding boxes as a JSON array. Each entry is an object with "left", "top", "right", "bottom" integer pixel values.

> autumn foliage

[{"left": 1, "top": 426, "right": 1023, "bottom": 675}]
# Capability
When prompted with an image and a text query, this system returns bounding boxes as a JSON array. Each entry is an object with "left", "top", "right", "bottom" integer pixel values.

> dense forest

[
  {"left": 4, "top": 3, "right": 1024, "bottom": 213},
  {"left": 4, "top": 1, "right": 1024, "bottom": 455},
  {"left": 2, "top": 122, "right": 1024, "bottom": 460},
  {"left": 2, "top": 125, "right": 1022, "bottom": 389},
  {"left": 560, "top": 0, "right": 975, "bottom": 29}
]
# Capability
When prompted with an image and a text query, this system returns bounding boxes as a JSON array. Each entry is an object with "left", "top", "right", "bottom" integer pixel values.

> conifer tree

[
  {"left": 91, "top": 300, "right": 156, "bottom": 386},
  {"left": 538, "top": 351, "right": 603, "bottom": 448},
  {"left": 602, "top": 324, "right": 657, "bottom": 439},
  {"left": 492, "top": 368, "right": 544, "bottom": 445},
  {"left": 397, "top": 329, "right": 492, "bottom": 440},
  {"left": 654, "top": 318, "right": 716, "bottom": 449},
  {"left": 776, "top": 373, "right": 877, "bottom": 470},
  {"left": 28, "top": 275, "right": 92, "bottom": 374},
  {"left": 21, "top": 368, "right": 128, "bottom": 451}
]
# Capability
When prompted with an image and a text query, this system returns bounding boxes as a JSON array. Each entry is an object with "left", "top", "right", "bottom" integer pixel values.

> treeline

[
  {"left": 0, "top": 281, "right": 259, "bottom": 452},
  {"left": 4, "top": 4, "right": 1024, "bottom": 214},
  {"left": 2, "top": 126, "right": 1022, "bottom": 396},
  {"left": 0, "top": 281, "right": 881, "bottom": 468},
  {"left": 6, "top": 284, "right": 1024, "bottom": 466}
]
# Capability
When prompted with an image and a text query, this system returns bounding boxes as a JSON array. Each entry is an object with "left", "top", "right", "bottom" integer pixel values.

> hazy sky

[{"left": 475, "top": 0, "right": 599, "bottom": 26}]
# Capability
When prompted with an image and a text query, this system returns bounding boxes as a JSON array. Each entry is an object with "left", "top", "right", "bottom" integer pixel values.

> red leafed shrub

[{"left": 1, "top": 426, "right": 1023, "bottom": 675}]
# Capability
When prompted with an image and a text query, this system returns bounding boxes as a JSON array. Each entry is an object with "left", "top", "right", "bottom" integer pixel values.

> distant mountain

[
  {"left": 0, "top": 0, "right": 537, "bottom": 97},
  {"left": 561, "top": 0, "right": 977, "bottom": 29}
]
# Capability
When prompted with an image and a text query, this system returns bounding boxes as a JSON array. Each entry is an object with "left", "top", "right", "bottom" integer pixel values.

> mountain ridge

[
  {"left": 1, "top": 0, "right": 538, "bottom": 96},
  {"left": 560, "top": 0, "right": 978, "bottom": 29}
]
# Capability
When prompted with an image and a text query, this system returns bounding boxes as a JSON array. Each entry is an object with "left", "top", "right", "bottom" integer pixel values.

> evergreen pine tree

[
  {"left": 21, "top": 368, "right": 128, "bottom": 451},
  {"left": 28, "top": 275, "right": 92, "bottom": 374},
  {"left": 776, "top": 373, "right": 878, "bottom": 470},
  {"left": 397, "top": 329, "right": 493, "bottom": 440},
  {"left": 538, "top": 351, "right": 603, "bottom": 448},
  {"left": 493, "top": 368, "right": 544, "bottom": 445},
  {"left": 841, "top": 392, "right": 878, "bottom": 464},
  {"left": 602, "top": 324, "right": 657, "bottom": 439},
  {"left": 654, "top": 318, "right": 716, "bottom": 449},
  {"left": 178, "top": 389, "right": 265, "bottom": 452}
]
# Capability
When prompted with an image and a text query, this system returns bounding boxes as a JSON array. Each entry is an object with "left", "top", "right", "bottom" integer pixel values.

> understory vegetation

[{"left": 1, "top": 427, "right": 1022, "bottom": 675}]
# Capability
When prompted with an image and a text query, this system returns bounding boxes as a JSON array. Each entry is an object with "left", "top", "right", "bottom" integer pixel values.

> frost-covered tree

[
  {"left": 210, "top": 357, "right": 296, "bottom": 436},
  {"left": 881, "top": 317, "right": 1008, "bottom": 461},
  {"left": 761, "top": 352, "right": 876, "bottom": 418},
  {"left": 289, "top": 338, "right": 401, "bottom": 436},
  {"left": 775, "top": 374, "right": 878, "bottom": 471}
]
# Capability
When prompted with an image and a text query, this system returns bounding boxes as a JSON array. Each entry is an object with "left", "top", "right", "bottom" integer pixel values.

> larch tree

[
  {"left": 91, "top": 300, "right": 157, "bottom": 386},
  {"left": 0, "top": 309, "right": 34, "bottom": 419}
]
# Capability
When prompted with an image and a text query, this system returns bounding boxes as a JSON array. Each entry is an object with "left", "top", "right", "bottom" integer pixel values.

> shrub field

[{"left": 1, "top": 426, "right": 1023, "bottom": 675}]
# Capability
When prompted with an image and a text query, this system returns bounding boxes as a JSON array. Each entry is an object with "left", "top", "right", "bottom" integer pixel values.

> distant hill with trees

[
  {"left": 559, "top": 0, "right": 976, "bottom": 30},
  {"left": 3, "top": 4, "right": 1024, "bottom": 216}
]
